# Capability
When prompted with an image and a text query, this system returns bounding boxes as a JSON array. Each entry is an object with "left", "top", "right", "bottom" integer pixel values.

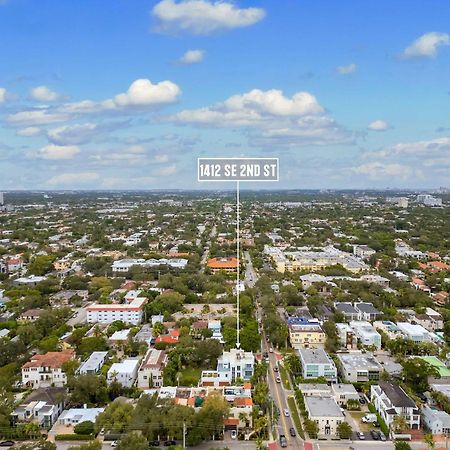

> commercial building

[
  {"left": 22, "top": 350, "right": 75, "bottom": 389},
  {"left": 337, "top": 351, "right": 382, "bottom": 383},
  {"left": 304, "top": 396, "right": 345, "bottom": 437},
  {"left": 111, "top": 258, "right": 188, "bottom": 272},
  {"left": 86, "top": 296, "right": 147, "bottom": 325},
  {"left": 78, "top": 352, "right": 108, "bottom": 375},
  {"left": 137, "top": 348, "right": 167, "bottom": 389},
  {"left": 371, "top": 381, "right": 420, "bottom": 430},
  {"left": 107, "top": 358, "right": 140, "bottom": 388},
  {"left": 298, "top": 348, "right": 337, "bottom": 382}
]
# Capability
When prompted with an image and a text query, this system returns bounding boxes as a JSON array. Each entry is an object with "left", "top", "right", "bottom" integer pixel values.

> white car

[
  {"left": 283, "top": 409, "right": 290, "bottom": 417},
  {"left": 231, "top": 430, "right": 237, "bottom": 439},
  {"left": 111, "top": 441, "right": 118, "bottom": 448}
]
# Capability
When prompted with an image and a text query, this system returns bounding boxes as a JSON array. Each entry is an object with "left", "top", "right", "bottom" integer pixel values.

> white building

[
  {"left": 22, "top": 350, "right": 75, "bottom": 389},
  {"left": 337, "top": 351, "right": 382, "bottom": 383},
  {"left": 200, "top": 348, "right": 254, "bottom": 386},
  {"left": 107, "top": 358, "right": 140, "bottom": 388},
  {"left": 304, "top": 396, "right": 345, "bottom": 437},
  {"left": 78, "top": 352, "right": 108, "bottom": 375},
  {"left": 58, "top": 407, "right": 104, "bottom": 426},
  {"left": 416, "top": 194, "right": 442, "bottom": 207},
  {"left": 422, "top": 406, "right": 450, "bottom": 435},
  {"left": 86, "top": 297, "right": 147, "bottom": 325},
  {"left": 298, "top": 348, "right": 337, "bottom": 382},
  {"left": 111, "top": 258, "right": 188, "bottom": 273},
  {"left": 336, "top": 323, "right": 357, "bottom": 349},
  {"left": 349, "top": 321, "right": 382, "bottom": 349},
  {"left": 331, "top": 384, "right": 359, "bottom": 406},
  {"left": 397, "top": 322, "right": 431, "bottom": 342},
  {"left": 371, "top": 381, "right": 420, "bottom": 430},
  {"left": 137, "top": 349, "right": 167, "bottom": 389},
  {"left": 353, "top": 245, "right": 376, "bottom": 260}
]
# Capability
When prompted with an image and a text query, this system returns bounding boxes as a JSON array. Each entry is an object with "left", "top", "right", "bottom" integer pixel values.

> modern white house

[
  {"left": 298, "top": 348, "right": 337, "bottom": 382},
  {"left": 137, "top": 349, "right": 167, "bottom": 389},
  {"left": 349, "top": 321, "right": 382, "bottom": 349},
  {"left": 58, "top": 407, "right": 105, "bottom": 426},
  {"left": 304, "top": 396, "right": 345, "bottom": 437},
  {"left": 107, "top": 358, "right": 140, "bottom": 388},
  {"left": 422, "top": 405, "right": 450, "bottom": 435},
  {"left": 86, "top": 297, "right": 147, "bottom": 325},
  {"left": 78, "top": 352, "right": 108, "bottom": 375},
  {"left": 397, "top": 322, "right": 431, "bottom": 342},
  {"left": 371, "top": 381, "right": 420, "bottom": 430},
  {"left": 337, "top": 351, "right": 382, "bottom": 383},
  {"left": 331, "top": 384, "right": 360, "bottom": 406}
]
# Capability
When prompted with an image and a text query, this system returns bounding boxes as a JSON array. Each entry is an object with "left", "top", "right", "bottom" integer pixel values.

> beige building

[
  {"left": 288, "top": 323, "right": 326, "bottom": 349},
  {"left": 138, "top": 348, "right": 167, "bottom": 388}
]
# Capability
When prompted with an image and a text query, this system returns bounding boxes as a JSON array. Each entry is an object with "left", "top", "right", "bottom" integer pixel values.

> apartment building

[
  {"left": 288, "top": 317, "right": 325, "bottom": 349},
  {"left": 86, "top": 296, "right": 147, "bottom": 325},
  {"left": 137, "top": 348, "right": 167, "bottom": 389},
  {"left": 337, "top": 351, "right": 382, "bottom": 383},
  {"left": 298, "top": 348, "right": 337, "bottom": 382},
  {"left": 22, "top": 350, "right": 75, "bottom": 389}
]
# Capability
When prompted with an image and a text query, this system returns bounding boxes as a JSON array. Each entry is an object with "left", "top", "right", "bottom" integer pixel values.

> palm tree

[
  {"left": 391, "top": 415, "right": 408, "bottom": 433},
  {"left": 424, "top": 432, "right": 435, "bottom": 450}
]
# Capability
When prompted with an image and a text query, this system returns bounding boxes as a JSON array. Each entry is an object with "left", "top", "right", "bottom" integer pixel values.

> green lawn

[
  {"left": 278, "top": 364, "right": 291, "bottom": 390},
  {"left": 287, "top": 396, "right": 305, "bottom": 439},
  {"left": 178, "top": 367, "right": 201, "bottom": 386}
]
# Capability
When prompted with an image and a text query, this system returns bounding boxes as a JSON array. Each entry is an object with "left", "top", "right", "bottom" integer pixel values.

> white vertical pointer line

[{"left": 236, "top": 179, "right": 240, "bottom": 349}]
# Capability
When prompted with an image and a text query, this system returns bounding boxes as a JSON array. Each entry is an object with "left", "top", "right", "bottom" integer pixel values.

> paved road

[
  {"left": 66, "top": 307, "right": 87, "bottom": 326},
  {"left": 244, "top": 250, "right": 258, "bottom": 288},
  {"left": 200, "top": 225, "right": 216, "bottom": 271}
]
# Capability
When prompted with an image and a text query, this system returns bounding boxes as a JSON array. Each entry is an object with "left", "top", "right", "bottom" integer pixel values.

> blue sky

[{"left": 0, "top": 0, "right": 449, "bottom": 190}]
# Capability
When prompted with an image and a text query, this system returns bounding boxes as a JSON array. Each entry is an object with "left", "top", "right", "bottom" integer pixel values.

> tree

[
  {"left": 68, "top": 374, "right": 109, "bottom": 406},
  {"left": 304, "top": 419, "right": 318, "bottom": 438},
  {"left": 337, "top": 422, "right": 352, "bottom": 439},
  {"left": 391, "top": 415, "right": 408, "bottom": 433},
  {"left": 95, "top": 399, "right": 133, "bottom": 434},
  {"left": 284, "top": 353, "right": 301, "bottom": 376},
  {"left": 28, "top": 255, "right": 55, "bottom": 276},
  {"left": 152, "top": 321, "right": 165, "bottom": 337},
  {"left": 74, "top": 421, "right": 95, "bottom": 435},
  {"left": 402, "top": 358, "right": 440, "bottom": 393},
  {"left": 15, "top": 442, "right": 57, "bottom": 450},
  {"left": 424, "top": 432, "right": 435, "bottom": 450},
  {"left": 394, "top": 443, "right": 413, "bottom": 450},
  {"left": 116, "top": 432, "right": 149, "bottom": 450},
  {"left": 196, "top": 392, "right": 230, "bottom": 439}
]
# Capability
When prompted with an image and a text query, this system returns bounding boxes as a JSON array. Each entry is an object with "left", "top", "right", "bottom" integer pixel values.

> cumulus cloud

[
  {"left": 47, "top": 172, "right": 100, "bottom": 186},
  {"left": 178, "top": 49, "right": 205, "bottom": 64},
  {"left": 31, "top": 144, "right": 80, "bottom": 160},
  {"left": 367, "top": 137, "right": 450, "bottom": 158},
  {"left": 7, "top": 109, "right": 71, "bottom": 126},
  {"left": 16, "top": 127, "right": 42, "bottom": 137},
  {"left": 152, "top": 0, "right": 265, "bottom": 35},
  {"left": 29, "top": 86, "right": 64, "bottom": 102},
  {"left": 114, "top": 79, "right": 181, "bottom": 107},
  {"left": 368, "top": 120, "right": 389, "bottom": 131},
  {"left": 159, "top": 164, "right": 177, "bottom": 175},
  {"left": 402, "top": 32, "right": 450, "bottom": 58},
  {"left": 336, "top": 63, "right": 357, "bottom": 75},
  {"left": 351, "top": 162, "right": 414, "bottom": 179},
  {"left": 168, "top": 88, "right": 351, "bottom": 146},
  {"left": 0, "top": 87, "right": 10, "bottom": 103}
]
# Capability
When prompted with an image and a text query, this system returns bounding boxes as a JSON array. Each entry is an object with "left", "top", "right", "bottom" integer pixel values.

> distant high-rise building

[
  {"left": 0, "top": 192, "right": 4, "bottom": 206},
  {"left": 416, "top": 194, "right": 442, "bottom": 207}
]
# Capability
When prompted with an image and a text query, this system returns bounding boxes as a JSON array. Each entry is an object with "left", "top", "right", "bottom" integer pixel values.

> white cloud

[
  {"left": 351, "top": 162, "right": 414, "bottom": 179},
  {"left": 47, "top": 172, "right": 100, "bottom": 186},
  {"left": 0, "top": 87, "right": 10, "bottom": 103},
  {"left": 368, "top": 120, "right": 389, "bottom": 131},
  {"left": 33, "top": 144, "right": 80, "bottom": 160},
  {"left": 169, "top": 88, "right": 350, "bottom": 146},
  {"left": 336, "top": 63, "right": 357, "bottom": 75},
  {"left": 7, "top": 109, "right": 71, "bottom": 126},
  {"left": 159, "top": 164, "right": 177, "bottom": 175},
  {"left": 179, "top": 49, "right": 205, "bottom": 64},
  {"left": 368, "top": 137, "right": 450, "bottom": 158},
  {"left": 29, "top": 86, "right": 63, "bottom": 102},
  {"left": 16, "top": 127, "right": 41, "bottom": 137},
  {"left": 114, "top": 79, "right": 181, "bottom": 107},
  {"left": 402, "top": 32, "right": 450, "bottom": 58},
  {"left": 152, "top": 0, "right": 265, "bottom": 35}
]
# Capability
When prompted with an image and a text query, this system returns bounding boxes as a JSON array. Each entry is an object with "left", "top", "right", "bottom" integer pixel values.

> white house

[
  {"left": 349, "top": 321, "right": 382, "bottom": 349},
  {"left": 371, "top": 381, "right": 420, "bottom": 430},
  {"left": 78, "top": 352, "right": 108, "bottom": 375},
  {"left": 107, "top": 358, "right": 140, "bottom": 388},
  {"left": 304, "top": 396, "right": 345, "bottom": 436},
  {"left": 137, "top": 349, "right": 167, "bottom": 389},
  {"left": 422, "top": 406, "right": 450, "bottom": 435},
  {"left": 58, "top": 407, "right": 105, "bottom": 426},
  {"left": 331, "top": 384, "right": 359, "bottom": 406},
  {"left": 397, "top": 322, "right": 431, "bottom": 342}
]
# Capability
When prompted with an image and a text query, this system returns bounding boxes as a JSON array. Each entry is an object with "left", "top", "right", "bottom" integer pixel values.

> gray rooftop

[
  {"left": 78, "top": 351, "right": 108, "bottom": 372},
  {"left": 298, "top": 348, "right": 334, "bottom": 365},
  {"left": 355, "top": 302, "right": 381, "bottom": 314},
  {"left": 305, "top": 396, "right": 344, "bottom": 418},
  {"left": 335, "top": 303, "right": 358, "bottom": 314},
  {"left": 337, "top": 352, "right": 382, "bottom": 371}
]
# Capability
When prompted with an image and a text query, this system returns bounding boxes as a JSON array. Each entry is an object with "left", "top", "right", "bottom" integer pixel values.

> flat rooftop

[{"left": 305, "top": 396, "right": 344, "bottom": 418}]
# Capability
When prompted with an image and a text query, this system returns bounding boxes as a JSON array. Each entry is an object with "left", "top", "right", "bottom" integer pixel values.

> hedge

[
  {"left": 368, "top": 403, "right": 389, "bottom": 435},
  {"left": 55, "top": 434, "right": 95, "bottom": 441}
]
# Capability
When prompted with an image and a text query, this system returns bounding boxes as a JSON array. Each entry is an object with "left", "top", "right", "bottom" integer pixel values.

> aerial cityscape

[{"left": 0, "top": 1, "right": 450, "bottom": 450}]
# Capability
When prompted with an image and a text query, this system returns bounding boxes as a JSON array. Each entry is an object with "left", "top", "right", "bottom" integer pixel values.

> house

[
  {"left": 78, "top": 351, "right": 108, "bottom": 375},
  {"left": 397, "top": 322, "right": 432, "bottom": 342},
  {"left": 349, "top": 321, "right": 381, "bottom": 349},
  {"left": 304, "top": 396, "right": 345, "bottom": 437},
  {"left": 414, "top": 308, "right": 444, "bottom": 331},
  {"left": 337, "top": 351, "right": 382, "bottom": 383},
  {"left": 374, "top": 321, "right": 403, "bottom": 340},
  {"left": 11, "top": 387, "right": 66, "bottom": 429},
  {"left": 109, "top": 329, "right": 132, "bottom": 347},
  {"left": 422, "top": 406, "right": 450, "bottom": 435},
  {"left": 371, "top": 381, "right": 420, "bottom": 430},
  {"left": 138, "top": 348, "right": 167, "bottom": 389},
  {"left": 155, "top": 329, "right": 180, "bottom": 345},
  {"left": 107, "top": 358, "right": 140, "bottom": 388},
  {"left": 433, "top": 291, "right": 449, "bottom": 307},
  {"left": 134, "top": 324, "right": 154, "bottom": 345},
  {"left": 334, "top": 303, "right": 359, "bottom": 321},
  {"left": 22, "top": 350, "right": 75, "bottom": 389},
  {"left": 419, "top": 356, "right": 450, "bottom": 384},
  {"left": 331, "top": 384, "right": 359, "bottom": 406},
  {"left": 297, "top": 384, "right": 331, "bottom": 398},
  {"left": 298, "top": 348, "right": 337, "bottom": 382},
  {"left": 19, "top": 308, "right": 45, "bottom": 322},
  {"left": 13, "top": 275, "right": 47, "bottom": 286},
  {"left": 207, "top": 257, "right": 239, "bottom": 273},
  {"left": 336, "top": 323, "right": 357, "bottom": 349},
  {"left": 200, "top": 348, "right": 254, "bottom": 386},
  {"left": 288, "top": 317, "right": 325, "bottom": 349},
  {"left": 86, "top": 296, "right": 147, "bottom": 325},
  {"left": 354, "top": 303, "right": 382, "bottom": 322},
  {"left": 58, "top": 407, "right": 104, "bottom": 426},
  {"left": 353, "top": 245, "right": 376, "bottom": 260}
]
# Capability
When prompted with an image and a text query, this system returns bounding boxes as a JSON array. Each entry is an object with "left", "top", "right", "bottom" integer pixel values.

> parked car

[
  {"left": 279, "top": 434, "right": 288, "bottom": 448},
  {"left": 289, "top": 427, "right": 296, "bottom": 437},
  {"left": 370, "top": 430, "right": 379, "bottom": 440},
  {"left": 283, "top": 408, "right": 290, "bottom": 417},
  {"left": 379, "top": 431, "right": 386, "bottom": 441},
  {"left": 357, "top": 432, "right": 365, "bottom": 440},
  {"left": 359, "top": 397, "right": 366, "bottom": 404},
  {"left": 164, "top": 440, "right": 176, "bottom": 446},
  {"left": 111, "top": 442, "right": 118, "bottom": 448},
  {"left": 149, "top": 440, "right": 160, "bottom": 447},
  {"left": 0, "top": 442, "right": 15, "bottom": 448},
  {"left": 273, "top": 366, "right": 279, "bottom": 372},
  {"left": 269, "top": 347, "right": 274, "bottom": 353},
  {"left": 276, "top": 376, "right": 281, "bottom": 383},
  {"left": 231, "top": 430, "right": 237, "bottom": 439}
]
